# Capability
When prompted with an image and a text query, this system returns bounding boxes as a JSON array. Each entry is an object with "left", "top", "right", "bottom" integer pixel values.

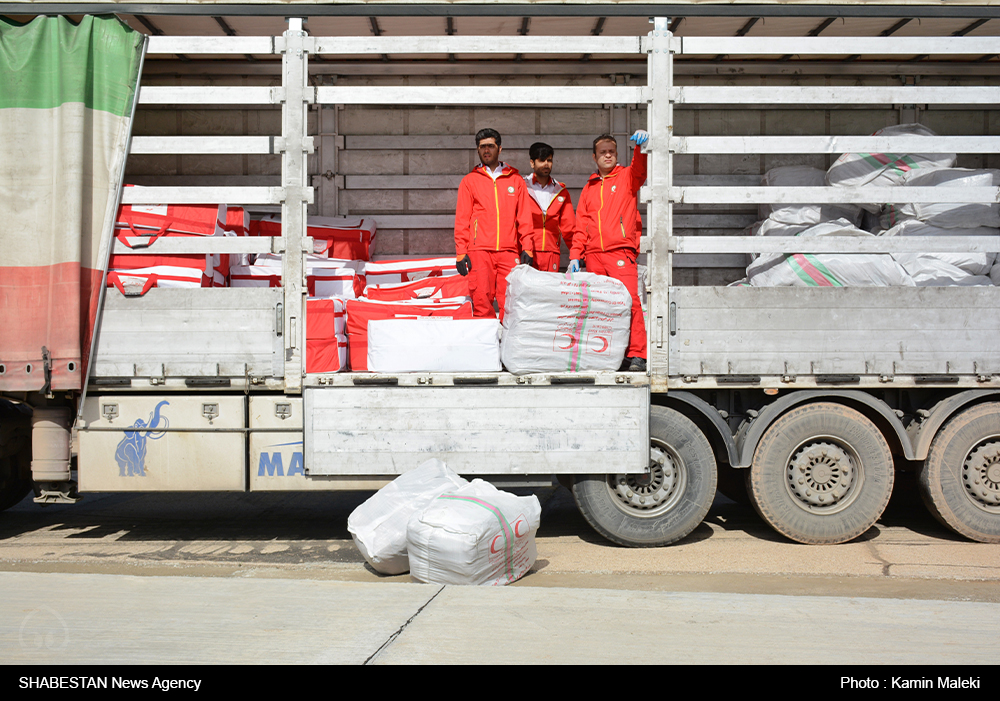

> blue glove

[
  {"left": 629, "top": 130, "right": 650, "bottom": 147},
  {"left": 568, "top": 259, "right": 581, "bottom": 273}
]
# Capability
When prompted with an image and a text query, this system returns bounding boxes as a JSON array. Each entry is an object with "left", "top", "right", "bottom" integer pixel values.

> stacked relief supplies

[
  {"left": 348, "top": 459, "right": 541, "bottom": 586},
  {"left": 108, "top": 190, "right": 246, "bottom": 295},
  {"left": 501, "top": 266, "right": 632, "bottom": 373},
  {"left": 742, "top": 124, "right": 999, "bottom": 288},
  {"left": 232, "top": 214, "right": 380, "bottom": 373}
]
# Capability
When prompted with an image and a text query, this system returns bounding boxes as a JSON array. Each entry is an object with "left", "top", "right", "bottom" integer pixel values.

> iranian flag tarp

[{"left": 0, "top": 15, "right": 143, "bottom": 391}]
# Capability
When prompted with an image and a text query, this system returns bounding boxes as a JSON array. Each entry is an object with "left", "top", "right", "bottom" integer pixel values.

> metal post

[
  {"left": 646, "top": 17, "right": 673, "bottom": 386},
  {"left": 278, "top": 18, "right": 314, "bottom": 392}
]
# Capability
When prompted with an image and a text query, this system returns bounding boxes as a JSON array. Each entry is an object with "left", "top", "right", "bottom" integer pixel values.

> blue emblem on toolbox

[{"left": 114, "top": 401, "right": 170, "bottom": 477}]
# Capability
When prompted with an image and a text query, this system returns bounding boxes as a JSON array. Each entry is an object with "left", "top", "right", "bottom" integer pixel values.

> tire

[
  {"left": 918, "top": 402, "right": 1000, "bottom": 543},
  {"left": 747, "top": 402, "right": 894, "bottom": 545},
  {"left": 572, "top": 406, "right": 717, "bottom": 547},
  {"left": 0, "top": 451, "right": 31, "bottom": 512}
]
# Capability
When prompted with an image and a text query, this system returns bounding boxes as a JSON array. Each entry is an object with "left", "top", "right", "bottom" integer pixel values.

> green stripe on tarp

[{"left": 0, "top": 15, "right": 143, "bottom": 115}]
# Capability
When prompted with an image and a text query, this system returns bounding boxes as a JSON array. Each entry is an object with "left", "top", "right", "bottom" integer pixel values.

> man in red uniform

[
  {"left": 454, "top": 128, "right": 535, "bottom": 320},
  {"left": 523, "top": 142, "right": 576, "bottom": 273},
  {"left": 570, "top": 130, "right": 650, "bottom": 372}
]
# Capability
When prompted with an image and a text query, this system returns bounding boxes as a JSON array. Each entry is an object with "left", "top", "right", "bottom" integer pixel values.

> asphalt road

[{"left": 1, "top": 478, "right": 998, "bottom": 667}]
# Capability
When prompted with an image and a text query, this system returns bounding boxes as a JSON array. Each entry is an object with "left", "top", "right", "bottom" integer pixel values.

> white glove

[{"left": 567, "top": 259, "right": 581, "bottom": 273}]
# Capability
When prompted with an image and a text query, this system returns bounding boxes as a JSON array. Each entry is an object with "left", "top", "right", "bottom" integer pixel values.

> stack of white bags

[
  {"left": 742, "top": 123, "right": 1000, "bottom": 288},
  {"left": 347, "top": 459, "right": 541, "bottom": 586}
]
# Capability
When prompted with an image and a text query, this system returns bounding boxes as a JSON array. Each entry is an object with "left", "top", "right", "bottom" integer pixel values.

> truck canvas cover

[{"left": 0, "top": 15, "right": 143, "bottom": 391}]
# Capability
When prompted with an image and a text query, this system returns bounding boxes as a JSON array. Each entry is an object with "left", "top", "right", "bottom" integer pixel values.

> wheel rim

[
  {"left": 784, "top": 438, "right": 864, "bottom": 515},
  {"left": 606, "top": 440, "right": 686, "bottom": 518},
  {"left": 962, "top": 436, "right": 1000, "bottom": 514}
]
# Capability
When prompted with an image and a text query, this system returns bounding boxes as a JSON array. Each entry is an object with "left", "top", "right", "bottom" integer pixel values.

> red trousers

[
  {"left": 534, "top": 251, "right": 561, "bottom": 273},
  {"left": 467, "top": 249, "right": 518, "bottom": 321},
  {"left": 585, "top": 249, "right": 647, "bottom": 359}
]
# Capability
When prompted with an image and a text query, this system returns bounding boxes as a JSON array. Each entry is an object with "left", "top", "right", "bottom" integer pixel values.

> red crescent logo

[
  {"left": 514, "top": 519, "right": 528, "bottom": 537},
  {"left": 593, "top": 336, "right": 609, "bottom": 353},
  {"left": 490, "top": 534, "right": 504, "bottom": 553},
  {"left": 557, "top": 334, "right": 577, "bottom": 350}
]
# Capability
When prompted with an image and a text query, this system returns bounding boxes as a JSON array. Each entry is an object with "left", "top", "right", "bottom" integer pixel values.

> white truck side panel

[{"left": 304, "top": 386, "right": 650, "bottom": 476}]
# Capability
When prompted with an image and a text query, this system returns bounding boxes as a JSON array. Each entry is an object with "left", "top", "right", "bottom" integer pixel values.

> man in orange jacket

[
  {"left": 454, "top": 128, "right": 535, "bottom": 320},
  {"left": 570, "top": 130, "right": 649, "bottom": 372},
  {"left": 523, "top": 142, "right": 575, "bottom": 273}
]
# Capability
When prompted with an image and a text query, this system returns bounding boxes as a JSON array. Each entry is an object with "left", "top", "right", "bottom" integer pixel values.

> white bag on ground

[
  {"left": 747, "top": 219, "right": 914, "bottom": 287},
  {"left": 501, "top": 266, "right": 631, "bottom": 374},
  {"left": 406, "top": 479, "right": 541, "bottom": 586},
  {"left": 347, "top": 459, "right": 467, "bottom": 575},
  {"left": 367, "top": 318, "right": 501, "bottom": 372}
]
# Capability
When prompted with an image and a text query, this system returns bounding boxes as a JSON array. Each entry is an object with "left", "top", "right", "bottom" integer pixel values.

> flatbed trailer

[{"left": 2, "top": 4, "right": 999, "bottom": 546}]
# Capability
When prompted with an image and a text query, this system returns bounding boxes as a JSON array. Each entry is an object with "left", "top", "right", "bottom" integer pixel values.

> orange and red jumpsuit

[
  {"left": 454, "top": 163, "right": 534, "bottom": 320},
  {"left": 570, "top": 145, "right": 648, "bottom": 359}
]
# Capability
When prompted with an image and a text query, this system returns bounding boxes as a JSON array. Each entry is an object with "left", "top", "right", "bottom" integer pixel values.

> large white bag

[
  {"left": 367, "top": 318, "right": 501, "bottom": 372},
  {"left": 501, "top": 266, "right": 632, "bottom": 374},
  {"left": 882, "top": 219, "right": 998, "bottom": 283},
  {"left": 747, "top": 219, "right": 914, "bottom": 287},
  {"left": 347, "top": 459, "right": 467, "bottom": 575},
  {"left": 881, "top": 168, "right": 1000, "bottom": 229},
  {"left": 761, "top": 166, "right": 862, "bottom": 226},
  {"left": 406, "top": 479, "right": 541, "bottom": 586},
  {"left": 826, "top": 123, "right": 957, "bottom": 188}
]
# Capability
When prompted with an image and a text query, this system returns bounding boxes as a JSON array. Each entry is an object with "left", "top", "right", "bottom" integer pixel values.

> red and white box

[
  {"left": 364, "top": 274, "right": 471, "bottom": 302},
  {"left": 107, "top": 266, "right": 213, "bottom": 296},
  {"left": 251, "top": 214, "right": 377, "bottom": 261},
  {"left": 231, "top": 254, "right": 365, "bottom": 298},
  {"left": 112, "top": 191, "right": 230, "bottom": 288},
  {"left": 306, "top": 298, "right": 349, "bottom": 373},
  {"left": 345, "top": 298, "right": 474, "bottom": 372},
  {"left": 363, "top": 257, "right": 459, "bottom": 287}
]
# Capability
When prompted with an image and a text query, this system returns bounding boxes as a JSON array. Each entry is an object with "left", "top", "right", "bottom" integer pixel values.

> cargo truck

[{"left": 2, "top": 6, "right": 999, "bottom": 546}]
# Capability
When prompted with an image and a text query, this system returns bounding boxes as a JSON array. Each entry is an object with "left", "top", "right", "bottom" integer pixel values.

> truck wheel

[
  {"left": 918, "top": 402, "right": 1000, "bottom": 543},
  {"left": 0, "top": 452, "right": 31, "bottom": 512},
  {"left": 747, "top": 402, "right": 893, "bottom": 544},
  {"left": 572, "top": 406, "right": 717, "bottom": 547}
]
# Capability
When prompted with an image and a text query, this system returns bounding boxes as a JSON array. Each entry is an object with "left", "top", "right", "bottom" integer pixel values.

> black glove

[
  {"left": 456, "top": 254, "right": 472, "bottom": 276},
  {"left": 519, "top": 250, "right": 535, "bottom": 268}
]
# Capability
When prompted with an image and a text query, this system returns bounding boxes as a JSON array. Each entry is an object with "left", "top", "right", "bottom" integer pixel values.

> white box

[{"left": 367, "top": 318, "right": 501, "bottom": 372}]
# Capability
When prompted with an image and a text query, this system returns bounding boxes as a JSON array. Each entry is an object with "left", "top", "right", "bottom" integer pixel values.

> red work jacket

[
  {"left": 571, "top": 145, "right": 647, "bottom": 259},
  {"left": 524, "top": 175, "right": 576, "bottom": 254},
  {"left": 454, "top": 163, "right": 534, "bottom": 257}
]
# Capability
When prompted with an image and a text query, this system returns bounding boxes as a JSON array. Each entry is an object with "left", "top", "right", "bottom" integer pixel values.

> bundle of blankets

[{"left": 739, "top": 124, "right": 1000, "bottom": 287}]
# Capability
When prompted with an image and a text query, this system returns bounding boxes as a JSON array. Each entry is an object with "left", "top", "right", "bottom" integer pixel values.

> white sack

[
  {"left": 893, "top": 255, "right": 994, "bottom": 287},
  {"left": 367, "top": 318, "right": 501, "bottom": 372},
  {"left": 347, "top": 459, "right": 468, "bottom": 575},
  {"left": 406, "top": 479, "right": 541, "bottom": 586},
  {"left": 501, "top": 266, "right": 632, "bottom": 374},
  {"left": 881, "top": 168, "right": 1000, "bottom": 229},
  {"left": 761, "top": 166, "right": 862, "bottom": 226},
  {"left": 882, "top": 219, "right": 998, "bottom": 280},
  {"left": 826, "top": 124, "right": 957, "bottom": 212},
  {"left": 747, "top": 219, "right": 914, "bottom": 287}
]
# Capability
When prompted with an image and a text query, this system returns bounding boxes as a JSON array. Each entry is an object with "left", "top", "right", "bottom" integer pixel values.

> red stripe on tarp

[{"left": 0, "top": 262, "right": 101, "bottom": 391}]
